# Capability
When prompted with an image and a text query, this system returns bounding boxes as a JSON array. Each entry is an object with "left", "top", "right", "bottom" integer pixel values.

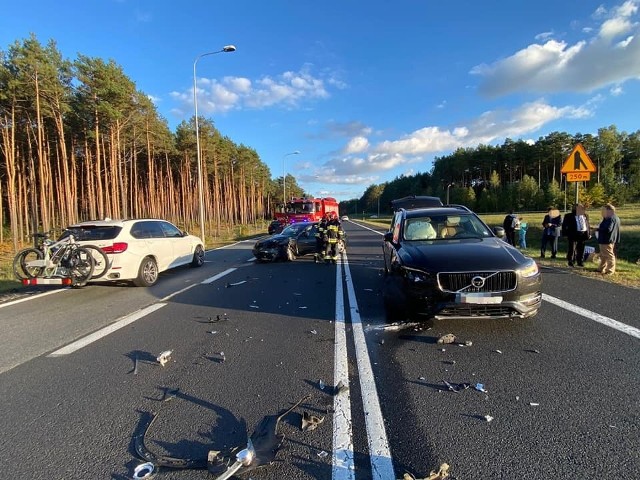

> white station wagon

[{"left": 64, "top": 219, "right": 205, "bottom": 286}]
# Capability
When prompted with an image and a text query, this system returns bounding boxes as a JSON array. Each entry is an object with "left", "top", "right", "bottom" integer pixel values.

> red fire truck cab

[{"left": 274, "top": 197, "right": 339, "bottom": 226}]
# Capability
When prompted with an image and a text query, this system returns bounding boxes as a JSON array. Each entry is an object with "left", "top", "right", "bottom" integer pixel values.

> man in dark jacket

[
  {"left": 502, "top": 210, "right": 518, "bottom": 246},
  {"left": 541, "top": 207, "right": 562, "bottom": 258},
  {"left": 562, "top": 204, "right": 591, "bottom": 267},
  {"left": 595, "top": 203, "right": 621, "bottom": 275}
]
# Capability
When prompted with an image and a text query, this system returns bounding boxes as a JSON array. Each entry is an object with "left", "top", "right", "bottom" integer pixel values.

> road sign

[
  {"left": 566, "top": 172, "right": 591, "bottom": 182},
  {"left": 561, "top": 143, "right": 596, "bottom": 174}
]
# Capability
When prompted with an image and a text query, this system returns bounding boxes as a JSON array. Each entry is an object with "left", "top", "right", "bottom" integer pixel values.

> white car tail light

[{"left": 103, "top": 242, "right": 128, "bottom": 254}]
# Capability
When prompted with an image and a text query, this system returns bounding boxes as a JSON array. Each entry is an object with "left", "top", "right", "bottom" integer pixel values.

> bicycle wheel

[
  {"left": 82, "top": 244, "right": 111, "bottom": 279},
  {"left": 13, "top": 248, "right": 44, "bottom": 279},
  {"left": 67, "top": 247, "right": 95, "bottom": 287}
]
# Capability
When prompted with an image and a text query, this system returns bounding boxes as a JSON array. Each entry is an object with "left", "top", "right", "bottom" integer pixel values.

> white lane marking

[
  {"left": 543, "top": 293, "right": 640, "bottom": 340},
  {"left": 201, "top": 268, "right": 237, "bottom": 284},
  {"left": 247, "top": 257, "right": 256, "bottom": 262},
  {"left": 332, "top": 260, "right": 355, "bottom": 479},
  {"left": 161, "top": 284, "right": 197, "bottom": 301},
  {"left": 349, "top": 222, "right": 385, "bottom": 236},
  {"left": 342, "top": 253, "right": 395, "bottom": 479},
  {"left": 48, "top": 303, "right": 167, "bottom": 356},
  {"left": 0, "top": 288, "right": 67, "bottom": 310}
]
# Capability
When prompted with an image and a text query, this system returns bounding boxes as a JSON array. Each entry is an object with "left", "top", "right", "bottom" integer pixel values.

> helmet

[{"left": 330, "top": 211, "right": 338, "bottom": 220}]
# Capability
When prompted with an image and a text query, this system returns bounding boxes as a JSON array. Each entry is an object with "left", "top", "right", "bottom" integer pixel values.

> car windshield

[
  {"left": 280, "top": 223, "right": 311, "bottom": 236},
  {"left": 404, "top": 214, "right": 491, "bottom": 240}
]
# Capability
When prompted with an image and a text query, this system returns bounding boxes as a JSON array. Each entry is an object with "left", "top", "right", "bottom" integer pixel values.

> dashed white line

[
  {"left": 47, "top": 303, "right": 167, "bottom": 356},
  {"left": 201, "top": 268, "right": 237, "bottom": 284},
  {"left": 342, "top": 252, "right": 395, "bottom": 479},
  {"left": 543, "top": 293, "right": 640, "bottom": 340},
  {"left": 0, "top": 288, "right": 67, "bottom": 309},
  {"left": 332, "top": 261, "right": 355, "bottom": 479}
]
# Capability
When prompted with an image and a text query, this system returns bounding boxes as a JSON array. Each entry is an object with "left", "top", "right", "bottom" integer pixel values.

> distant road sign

[{"left": 561, "top": 144, "right": 597, "bottom": 174}]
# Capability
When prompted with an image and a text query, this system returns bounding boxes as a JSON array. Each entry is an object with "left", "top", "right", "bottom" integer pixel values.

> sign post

[{"left": 560, "top": 144, "right": 597, "bottom": 204}]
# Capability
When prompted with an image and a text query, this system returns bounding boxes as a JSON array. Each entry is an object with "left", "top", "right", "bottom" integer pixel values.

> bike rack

[{"left": 22, "top": 277, "right": 73, "bottom": 286}]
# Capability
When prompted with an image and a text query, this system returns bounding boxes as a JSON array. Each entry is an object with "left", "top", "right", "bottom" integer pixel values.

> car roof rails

[
  {"left": 391, "top": 195, "right": 443, "bottom": 211},
  {"left": 445, "top": 204, "right": 473, "bottom": 213}
]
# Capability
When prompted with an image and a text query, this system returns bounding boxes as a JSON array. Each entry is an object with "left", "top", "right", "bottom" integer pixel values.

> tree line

[
  {"left": 0, "top": 35, "right": 307, "bottom": 251},
  {"left": 342, "top": 128, "right": 640, "bottom": 215}
]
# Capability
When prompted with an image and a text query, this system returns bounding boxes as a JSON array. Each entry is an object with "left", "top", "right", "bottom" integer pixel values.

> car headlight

[
  {"left": 519, "top": 260, "right": 539, "bottom": 278},
  {"left": 403, "top": 267, "right": 431, "bottom": 283}
]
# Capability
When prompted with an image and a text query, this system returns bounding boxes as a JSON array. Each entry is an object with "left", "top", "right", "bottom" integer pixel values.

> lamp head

[{"left": 222, "top": 45, "right": 237, "bottom": 52}]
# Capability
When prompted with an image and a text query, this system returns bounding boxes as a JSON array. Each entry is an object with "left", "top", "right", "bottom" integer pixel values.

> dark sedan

[
  {"left": 253, "top": 222, "right": 318, "bottom": 262},
  {"left": 382, "top": 205, "right": 541, "bottom": 321}
]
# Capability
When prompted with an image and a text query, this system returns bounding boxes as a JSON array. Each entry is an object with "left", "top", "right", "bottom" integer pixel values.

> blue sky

[{"left": 3, "top": 0, "right": 640, "bottom": 201}]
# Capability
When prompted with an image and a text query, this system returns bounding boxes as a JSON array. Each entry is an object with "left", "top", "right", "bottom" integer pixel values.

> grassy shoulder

[{"left": 359, "top": 206, "right": 640, "bottom": 289}]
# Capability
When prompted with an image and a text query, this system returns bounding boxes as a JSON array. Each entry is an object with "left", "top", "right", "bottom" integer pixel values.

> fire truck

[{"left": 274, "top": 197, "right": 340, "bottom": 225}]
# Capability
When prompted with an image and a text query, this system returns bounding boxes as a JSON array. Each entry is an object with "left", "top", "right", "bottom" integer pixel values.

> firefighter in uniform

[
  {"left": 324, "top": 212, "right": 344, "bottom": 264},
  {"left": 314, "top": 214, "right": 328, "bottom": 263}
]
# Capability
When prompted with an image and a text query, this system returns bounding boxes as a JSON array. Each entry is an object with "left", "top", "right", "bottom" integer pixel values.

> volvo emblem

[{"left": 471, "top": 276, "right": 485, "bottom": 288}]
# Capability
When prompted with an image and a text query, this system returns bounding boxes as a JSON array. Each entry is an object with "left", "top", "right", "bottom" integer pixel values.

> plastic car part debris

[
  {"left": 401, "top": 463, "right": 450, "bottom": 480},
  {"left": 334, "top": 380, "right": 349, "bottom": 395},
  {"left": 310, "top": 329, "right": 318, "bottom": 335},
  {"left": 226, "top": 280, "right": 247, "bottom": 287},
  {"left": 364, "top": 321, "right": 420, "bottom": 332},
  {"left": 318, "top": 379, "right": 325, "bottom": 390},
  {"left": 161, "top": 388, "right": 179, "bottom": 402},
  {"left": 301, "top": 411, "right": 325, "bottom": 431},
  {"left": 459, "top": 340, "right": 473, "bottom": 347},
  {"left": 442, "top": 380, "right": 470, "bottom": 393},
  {"left": 484, "top": 415, "right": 494, "bottom": 422},
  {"left": 474, "top": 383, "right": 487, "bottom": 393},
  {"left": 132, "top": 462, "right": 156, "bottom": 479},
  {"left": 156, "top": 350, "right": 172, "bottom": 367},
  {"left": 494, "top": 349, "right": 503, "bottom": 354},
  {"left": 529, "top": 402, "right": 540, "bottom": 406},
  {"left": 437, "top": 333, "right": 456, "bottom": 344},
  {"left": 317, "top": 450, "right": 329, "bottom": 458},
  {"left": 249, "top": 305, "right": 259, "bottom": 309},
  {"left": 132, "top": 355, "right": 139, "bottom": 375}
]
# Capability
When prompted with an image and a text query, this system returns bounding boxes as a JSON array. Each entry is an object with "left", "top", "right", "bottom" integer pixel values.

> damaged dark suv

[{"left": 382, "top": 203, "right": 542, "bottom": 321}]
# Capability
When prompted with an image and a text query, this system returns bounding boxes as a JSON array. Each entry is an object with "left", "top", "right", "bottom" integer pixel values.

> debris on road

[
  {"left": 160, "top": 388, "right": 180, "bottom": 402},
  {"left": 132, "top": 355, "right": 139, "bottom": 375},
  {"left": 310, "top": 329, "right": 318, "bottom": 335},
  {"left": 437, "top": 333, "right": 456, "bottom": 344},
  {"left": 301, "top": 411, "right": 325, "bottom": 431},
  {"left": 208, "top": 330, "right": 218, "bottom": 335},
  {"left": 249, "top": 305, "right": 260, "bottom": 309},
  {"left": 459, "top": 340, "right": 473, "bottom": 347},
  {"left": 365, "top": 321, "right": 420, "bottom": 332},
  {"left": 318, "top": 379, "right": 325, "bottom": 390},
  {"left": 379, "top": 339, "right": 385, "bottom": 345},
  {"left": 334, "top": 380, "right": 349, "bottom": 395},
  {"left": 299, "top": 306, "right": 308, "bottom": 309},
  {"left": 226, "top": 280, "right": 247, "bottom": 287},
  {"left": 401, "top": 462, "right": 450, "bottom": 480},
  {"left": 474, "top": 383, "right": 487, "bottom": 393},
  {"left": 317, "top": 450, "right": 329, "bottom": 459},
  {"left": 156, "top": 350, "right": 172, "bottom": 367},
  {"left": 442, "top": 380, "right": 470, "bottom": 393},
  {"left": 484, "top": 415, "right": 494, "bottom": 422},
  {"left": 132, "top": 461, "right": 156, "bottom": 479},
  {"left": 529, "top": 402, "right": 540, "bottom": 407},
  {"left": 526, "top": 349, "right": 541, "bottom": 354},
  {"left": 494, "top": 349, "right": 503, "bottom": 354}
]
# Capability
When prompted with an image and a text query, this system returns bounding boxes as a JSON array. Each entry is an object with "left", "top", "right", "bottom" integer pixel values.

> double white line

[{"left": 332, "top": 253, "right": 395, "bottom": 479}]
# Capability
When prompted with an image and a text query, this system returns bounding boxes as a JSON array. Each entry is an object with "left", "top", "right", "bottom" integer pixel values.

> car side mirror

[
  {"left": 384, "top": 231, "right": 394, "bottom": 242},
  {"left": 493, "top": 226, "right": 505, "bottom": 238}
]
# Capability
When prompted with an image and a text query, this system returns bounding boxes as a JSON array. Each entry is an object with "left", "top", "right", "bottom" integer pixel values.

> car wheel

[
  {"left": 191, "top": 245, "right": 205, "bottom": 267},
  {"left": 286, "top": 246, "right": 296, "bottom": 261},
  {"left": 133, "top": 256, "right": 158, "bottom": 287}
]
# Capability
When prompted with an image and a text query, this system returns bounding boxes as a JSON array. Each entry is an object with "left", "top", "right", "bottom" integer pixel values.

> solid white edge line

[
  {"left": 201, "top": 268, "right": 237, "bottom": 284},
  {"left": 48, "top": 303, "right": 167, "bottom": 356},
  {"left": 342, "top": 252, "right": 395, "bottom": 479},
  {"left": 0, "top": 288, "right": 67, "bottom": 309},
  {"left": 161, "top": 284, "right": 197, "bottom": 302},
  {"left": 332, "top": 260, "right": 355, "bottom": 480},
  {"left": 543, "top": 293, "right": 640, "bottom": 340}
]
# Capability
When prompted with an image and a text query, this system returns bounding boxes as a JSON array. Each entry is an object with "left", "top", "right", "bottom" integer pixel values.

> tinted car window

[
  {"left": 160, "top": 221, "right": 183, "bottom": 238},
  {"left": 61, "top": 226, "right": 122, "bottom": 241},
  {"left": 130, "top": 221, "right": 164, "bottom": 239}
]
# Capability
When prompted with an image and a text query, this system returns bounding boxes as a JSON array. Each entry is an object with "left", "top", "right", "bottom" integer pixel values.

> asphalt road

[{"left": 0, "top": 224, "right": 638, "bottom": 480}]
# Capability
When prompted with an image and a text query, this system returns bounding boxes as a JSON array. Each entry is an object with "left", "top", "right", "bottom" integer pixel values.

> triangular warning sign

[{"left": 561, "top": 144, "right": 597, "bottom": 173}]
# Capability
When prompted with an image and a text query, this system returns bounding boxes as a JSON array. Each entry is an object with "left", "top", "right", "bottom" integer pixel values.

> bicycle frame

[{"left": 24, "top": 234, "right": 82, "bottom": 275}]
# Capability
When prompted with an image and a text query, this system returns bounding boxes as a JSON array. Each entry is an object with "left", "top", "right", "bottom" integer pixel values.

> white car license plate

[{"left": 456, "top": 293, "right": 503, "bottom": 304}]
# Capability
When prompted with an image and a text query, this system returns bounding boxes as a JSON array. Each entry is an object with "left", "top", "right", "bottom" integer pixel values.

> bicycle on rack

[{"left": 13, "top": 231, "right": 110, "bottom": 287}]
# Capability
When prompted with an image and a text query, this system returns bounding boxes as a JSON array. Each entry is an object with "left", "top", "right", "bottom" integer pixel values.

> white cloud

[
  {"left": 147, "top": 94, "right": 161, "bottom": 104},
  {"left": 610, "top": 85, "right": 624, "bottom": 95},
  {"left": 436, "top": 100, "right": 447, "bottom": 109},
  {"left": 170, "top": 65, "right": 336, "bottom": 116},
  {"left": 343, "top": 136, "right": 369, "bottom": 154},
  {"left": 303, "top": 100, "right": 591, "bottom": 185},
  {"left": 535, "top": 31, "right": 555, "bottom": 41},
  {"left": 471, "top": 0, "right": 640, "bottom": 96}
]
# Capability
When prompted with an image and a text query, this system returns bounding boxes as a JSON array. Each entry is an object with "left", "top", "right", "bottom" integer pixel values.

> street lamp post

[
  {"left": 446, "top": 183, "right": 453, "bottom": 205},
  {"left": 377, "top": 195, "right": 381, "bottom": 217},
  {"left": 193, "top": 45, "right": 236, "bottom": 245},
  {"left": 282, "top": 151, "right": 300, "bottom": 205}
]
